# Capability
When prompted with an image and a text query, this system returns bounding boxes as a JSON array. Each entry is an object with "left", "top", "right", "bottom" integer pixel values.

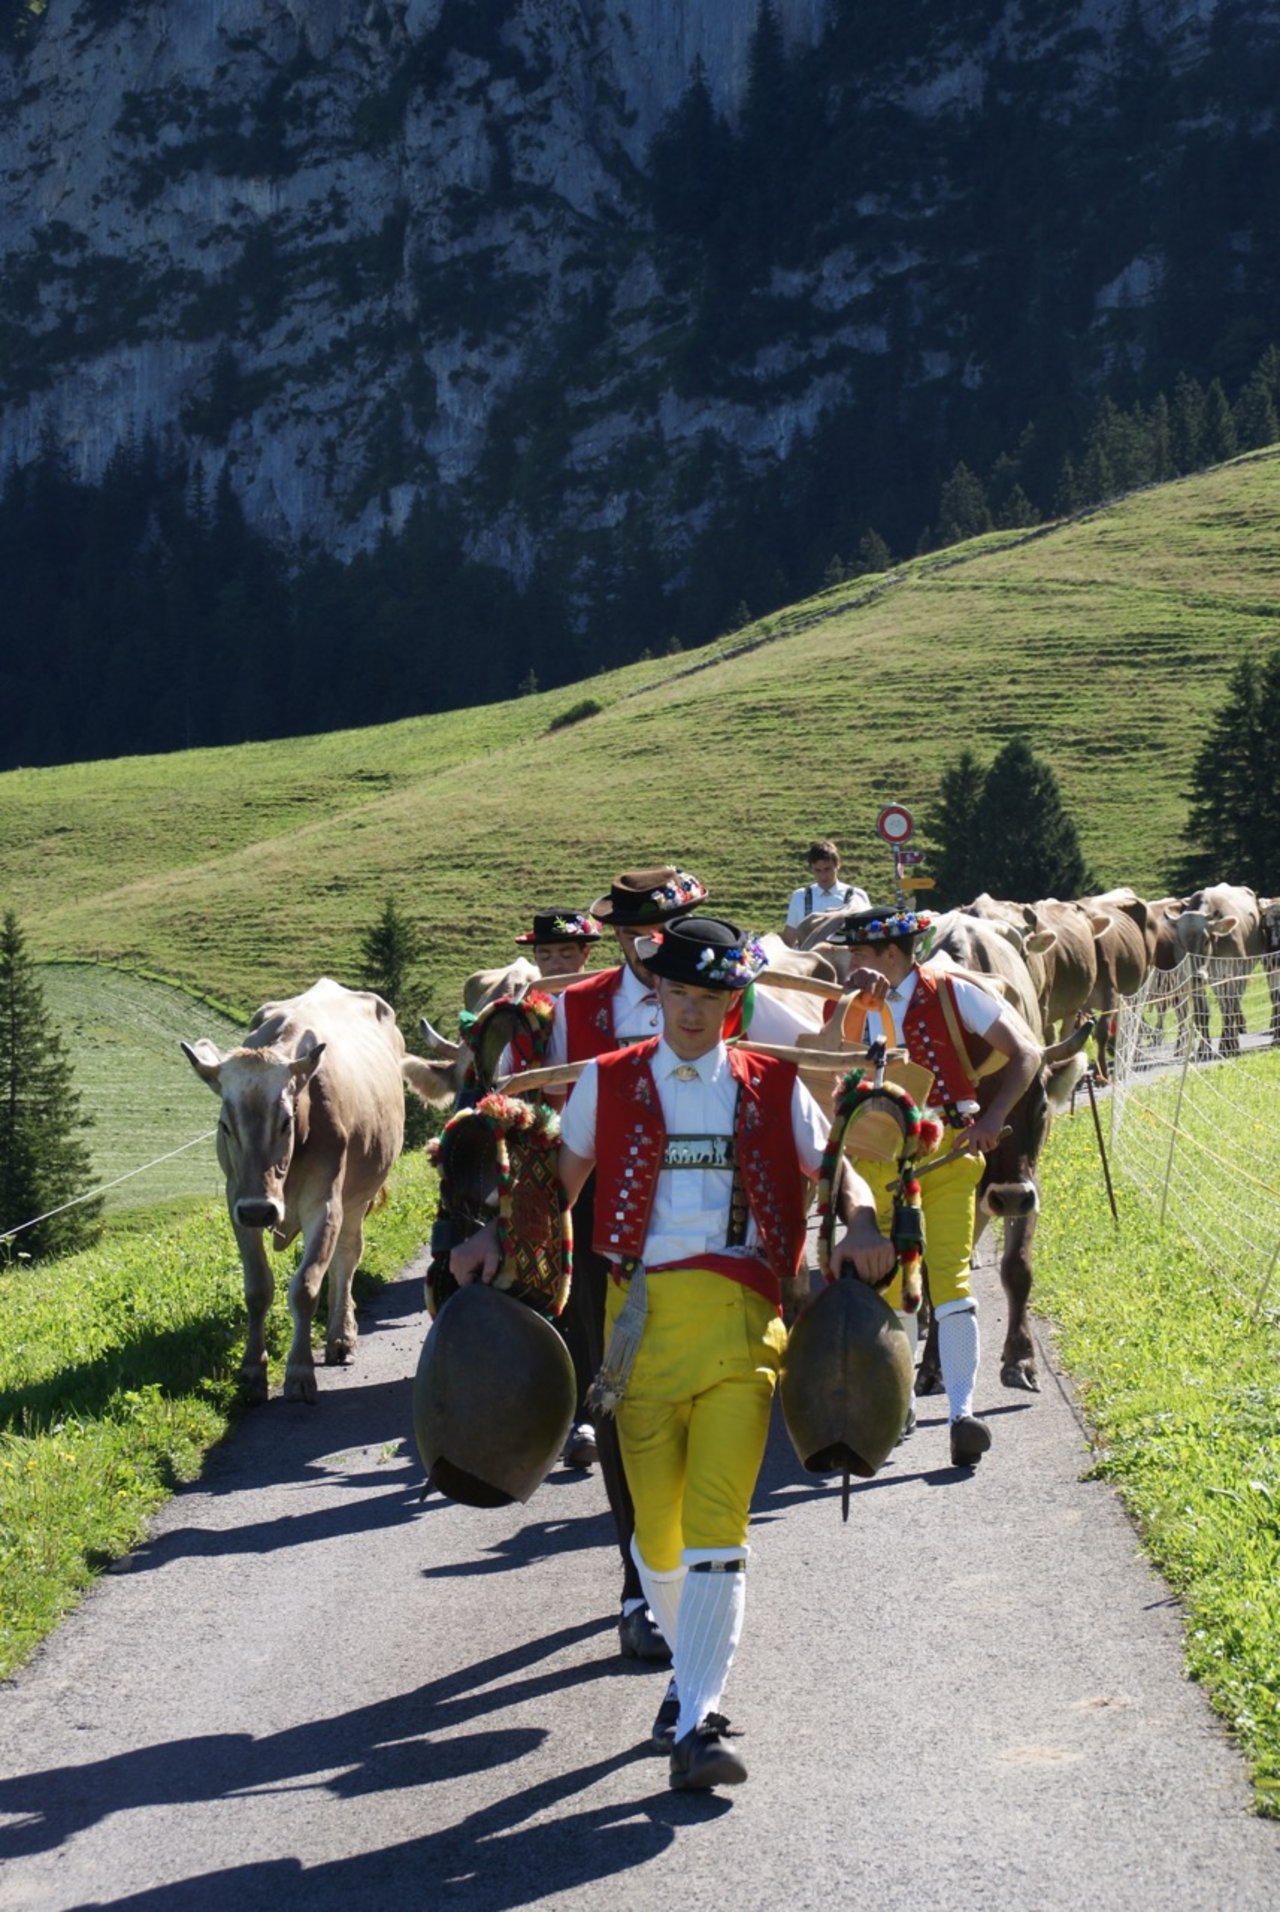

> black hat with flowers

[
  {"left": 641, "top": 917, "right": 768, "bottom": 992},
  {"left": 514, "top": 909, "right": 604, "bottom": 947},
  {"left": 826, "top": 905, "right": 934, "bottom": 948},
  {"left": 589, "top": 866, "right": 709, "bottom": 927}
]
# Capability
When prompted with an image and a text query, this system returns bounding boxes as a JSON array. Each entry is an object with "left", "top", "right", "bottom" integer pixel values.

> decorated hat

[
  {"left": 589, "top": 866, "right": 708, "bottom": 927},
  {"left": 827, "top": 905, "right": 934, "bottom": 947},
  {"left": 642, "top": 916, "right": 767, "bottom": 992},
  {"left": 514, "top": 909, "right": 603, "bottom": 947}
]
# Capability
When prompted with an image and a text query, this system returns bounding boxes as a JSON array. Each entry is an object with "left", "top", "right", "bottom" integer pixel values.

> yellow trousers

[
  {"left": 859, "top": 1130, "right": 985, "bottom": 1311},
  {"left": 605, "top": 1268, "right": 787, "bottom": 1574}
]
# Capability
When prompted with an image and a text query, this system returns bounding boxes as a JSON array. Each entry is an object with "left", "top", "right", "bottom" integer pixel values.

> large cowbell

[
  {"left": 413, "top": 1284, "right": 576, "bottom": 1507},
  {"left": 780, "top": 1277, "right": 913, "bottom": 1480}
]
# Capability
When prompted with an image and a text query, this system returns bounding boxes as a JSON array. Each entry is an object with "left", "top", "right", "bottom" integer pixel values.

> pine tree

[
  {"left": 359, "top": 897, "right": 426, "bottom": 1018},
  {"left": 0, "top": 913, "right": 102, "bottom": 1262},
  {"left": 936, "top": 462, "right": 993, "bottom": 545},
  {"left": 855, "top": 528, "right": 891, "bottom": 574},
  {"left": 358, "top": 898, "right": 430, "bottom": 1145},
  {"left": 923, "top": 749, "right": 988, "bottom": 906},
  {"left": 1202, "top": 378, "right": 1239, "bottom": 463},
  {"left": 1232, "top": 368, "right": 1278, "bottom": 450},
  {"left": 971, "top": 739, "right": 1094, "bottom": 900},
  {"left": 1174, "top": 648, "right": 1280, "bottom": 892}
]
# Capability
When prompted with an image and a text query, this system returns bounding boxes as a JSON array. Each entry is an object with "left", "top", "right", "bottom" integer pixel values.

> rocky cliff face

[
  {"left": 0, "top": 0, "right": 1274, "bottom": 588},
  {"left": 0, "top": 0, "right": 828, "bottom": 561}
]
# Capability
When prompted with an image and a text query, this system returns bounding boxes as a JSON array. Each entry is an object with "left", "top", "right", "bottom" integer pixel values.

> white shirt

[
  {"left": 786, "top": 879, "right": 869, "bottom": 929},
  {"left": 560, "top": 1037, "right": 828, "bottom": 1268}
]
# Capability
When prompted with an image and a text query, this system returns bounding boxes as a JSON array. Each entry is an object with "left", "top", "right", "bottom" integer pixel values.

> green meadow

[
  {"left": 2, "top": 455, "right": 1279, "bottom": 1805},
  {"left": 1, "top": 451, "right": 1278, "bottom": 1022}
]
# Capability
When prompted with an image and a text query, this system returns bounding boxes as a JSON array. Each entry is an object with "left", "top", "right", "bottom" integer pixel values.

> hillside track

[{"left": 0, "top": 1253, "right": 1276, "bottom": 1909}]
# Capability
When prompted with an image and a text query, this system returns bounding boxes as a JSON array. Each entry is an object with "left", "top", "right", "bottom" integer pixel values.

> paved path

[{"left": 1, "top": 1254, "right": 1276, "bottom": 1910}]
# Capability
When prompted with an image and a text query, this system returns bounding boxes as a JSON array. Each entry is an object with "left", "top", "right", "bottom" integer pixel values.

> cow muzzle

[
  {"left": 981, "top": 1180, "right": 1039, "bottom": 1219},
  {"left": 235, "top": 1197, "right": 284, "bottom": 1231}
]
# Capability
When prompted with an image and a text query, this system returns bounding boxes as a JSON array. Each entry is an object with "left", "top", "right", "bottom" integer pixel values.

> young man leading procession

[{"left": 454, "top": 915, "right": 893, "bottom": 1790}]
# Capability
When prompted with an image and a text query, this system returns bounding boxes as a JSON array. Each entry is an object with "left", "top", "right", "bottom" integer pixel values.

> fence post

[{"left": 1159, "top": 963, "right": 1194, "bottom": 1230}]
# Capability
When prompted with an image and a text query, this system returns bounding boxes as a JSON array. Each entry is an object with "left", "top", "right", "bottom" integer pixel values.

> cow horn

[
  {"left": 492, "top": 1060, "right": 587, "bottom": 1095},
  {"left": 1042, "top": 1018, "right": 1096, "bottom": 1067},
  {"left": 420, "top": 1014, "right": 462, "bottom": 1062}
]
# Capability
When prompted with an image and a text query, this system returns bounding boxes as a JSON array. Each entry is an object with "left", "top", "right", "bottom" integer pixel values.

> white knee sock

[
  {"left": 630, "top": 1537, "right": 685, "bottom": 1653},
  {"left": 674, "top": 1548, "right": 747, "bottom": 1740},
  {"left": 936, "top": 1300, "right": 980, "bottom": 1421}
]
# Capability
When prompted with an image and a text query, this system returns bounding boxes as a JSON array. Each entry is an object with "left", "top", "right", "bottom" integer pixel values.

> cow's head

[{"left": 182, "top": 1037, "right": 325, "bottom": 1232}]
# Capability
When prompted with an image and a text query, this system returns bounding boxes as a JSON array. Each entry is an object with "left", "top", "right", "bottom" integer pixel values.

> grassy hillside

[
  {"left": 34, "top": 966, "right": 242, "bottom": 1213},
  {"left": 2, "top": 452, "right": 1278, "bottom": 1020}
]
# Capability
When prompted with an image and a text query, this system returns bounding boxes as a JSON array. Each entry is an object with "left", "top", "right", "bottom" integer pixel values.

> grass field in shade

[
  {"left": 1, "top": 451, "right": 1277, "bottom": 1025},
  {"left": 34, "top": 965, "right": 244, "bottom": 1213}
]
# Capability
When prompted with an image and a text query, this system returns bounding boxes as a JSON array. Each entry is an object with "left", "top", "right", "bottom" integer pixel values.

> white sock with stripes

[
  {"left": 630, "top": 1537, "right": 685, "bottom": 1654},
  {"left": 936, "top": 1299, "right": 980, "bottom": 1421},
  {"left": 674, "top": 1549, "right": 747, "bottom": 1740}
]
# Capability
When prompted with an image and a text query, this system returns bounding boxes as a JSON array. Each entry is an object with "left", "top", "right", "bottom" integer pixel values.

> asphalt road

[{"left": 1, "top": 1249, "right": 1277, "bottom": 1911}]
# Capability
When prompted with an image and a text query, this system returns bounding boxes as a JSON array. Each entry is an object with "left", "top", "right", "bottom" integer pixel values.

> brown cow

[
  {"left": 1082, "top": 890, "right": 1152, "bottom": 1080},
  {"left": 961, "top": 891, "right": 1097, "bottom": 1041},
  {"left": 925, "top": 912, "right": 1092, "bottom": 1392},
  {"left": 183, "top": 978, "right": 408, "bottom": 1403}
]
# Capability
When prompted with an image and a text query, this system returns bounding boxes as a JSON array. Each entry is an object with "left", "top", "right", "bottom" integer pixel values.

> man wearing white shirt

[
  {"left": 827, "top": 905, "right": 1041, "bottom": 1468},
  {"left": 782, "top": 839, "right": 869, "bottom": 946},
  {"left": 553, "top": 917, "right": 891, "bottom": 1790}
]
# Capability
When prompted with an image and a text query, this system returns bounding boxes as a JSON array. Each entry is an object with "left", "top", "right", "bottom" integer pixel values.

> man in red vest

[
  {"left": 527, "top": 866, "right": 712, "bottom": 1662},
  {"left": 827, "top": 905, "right": 1041, "bottom": 1467},
  {"left": 551, "top": 916, "right": 892, "bottom": 1790}
]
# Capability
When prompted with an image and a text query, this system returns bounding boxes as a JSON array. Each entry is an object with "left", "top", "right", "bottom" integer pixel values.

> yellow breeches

[
  {"left": 859, "top": 1131, "right": 985, "bottom": 1312},
  {"left": 605, "top": 1267, "right": 787, "bottom": 1573}
]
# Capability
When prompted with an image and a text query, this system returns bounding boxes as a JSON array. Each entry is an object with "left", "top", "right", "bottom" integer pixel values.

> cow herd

[{"left": 180, "top": 881, "right": 1279, "bottom": 1407}]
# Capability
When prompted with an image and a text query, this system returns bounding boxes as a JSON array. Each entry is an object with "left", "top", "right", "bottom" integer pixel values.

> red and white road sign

[{"left": 876, "top": 804, "right": 914, "bottom": 845}]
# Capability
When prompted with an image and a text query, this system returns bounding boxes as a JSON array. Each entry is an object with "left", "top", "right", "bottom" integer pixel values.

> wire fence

[{"left": 1109, "top": 952, "right": 1280, "bottom": 1317}]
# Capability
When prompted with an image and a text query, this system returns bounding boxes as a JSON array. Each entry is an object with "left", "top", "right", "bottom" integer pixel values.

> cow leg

[
  {"left": 234, "top": 1221, "right": 274, "bottom": 1403},
  {"left": 284, "top": 1200, "right": 343, "bottom": 1403},
  {"left": 1220, "top": 988, "right": 1244, "bottom": 1058},
  {"left": 322, "top": 1205, "right": 366, "bottom": 1368},
  {"left": 998, "top": 1209, "right": 1040, "bottom": 1391},
  {"left": 914, "top": 1275, "right": 945, "bottom": 1395}
]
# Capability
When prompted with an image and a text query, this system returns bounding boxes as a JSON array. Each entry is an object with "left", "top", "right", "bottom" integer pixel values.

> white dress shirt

[
  {"left": 560, "top": 1037, "right": 828, "bottom": 1267},
  {"left": 786, "top": 879, "right": 870, "bottom": 928}
]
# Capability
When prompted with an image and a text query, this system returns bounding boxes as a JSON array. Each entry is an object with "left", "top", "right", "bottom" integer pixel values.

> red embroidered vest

[
  {"left": 562, "top": 967, "right": 628, "bottom": 1062},
  {"left": 591, "top": 1040, "right": 806, "bottom": 1305},
  {"left": 562, "top": 965, "right": 743, "bottom": 1063},
  {"left": 901, "top": 967, "right": 998, "bottom": 1108}
]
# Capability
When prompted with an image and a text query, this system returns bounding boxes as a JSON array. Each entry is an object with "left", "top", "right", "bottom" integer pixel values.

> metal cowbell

[
  {"left": 413, "top": 1284, "right": 576, "bottom": 1507},
  {"left": 780, "top": 1276, "right": 913, "bottom": 1480}
]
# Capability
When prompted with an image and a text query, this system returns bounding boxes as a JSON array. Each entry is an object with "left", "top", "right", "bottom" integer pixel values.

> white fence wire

[{"left": 1109, "top": 952, "right": 1280, "bottom": 1316}]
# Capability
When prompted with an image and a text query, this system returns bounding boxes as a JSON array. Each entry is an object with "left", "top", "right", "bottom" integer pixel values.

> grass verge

[
  {"left": 0, "top": 1147, "right": 435, "bottom": 1679},
  {"left": 1035, "top": 1090, "right": 1280, "bottom": 1816}
]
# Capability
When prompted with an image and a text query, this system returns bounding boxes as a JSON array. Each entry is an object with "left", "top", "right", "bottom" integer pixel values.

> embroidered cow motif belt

[{"left": 662, "top": 1133, "right": 736, "bottom": 1170}]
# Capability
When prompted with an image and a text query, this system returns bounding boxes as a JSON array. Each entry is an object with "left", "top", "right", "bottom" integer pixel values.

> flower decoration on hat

[
  {"left": 651, "top": 871, "right": 707, "bottom": 910},
  {"left": 553, "top": 912, "right": 601, "bottom": 938},
  {"left": 693, "top": 935, "right": 767, "bottom": 990},
  {"left": 832, "top": 907, "right": 933, "bottom": 945}
]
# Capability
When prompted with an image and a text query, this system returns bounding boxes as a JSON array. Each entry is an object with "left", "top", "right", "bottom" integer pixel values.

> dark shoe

[
  {"left": 651, "top": 1678, "right": 680, "bottom": 1751},
  {"left": 618, "top": 1605, "right": 671, "bottom": 1663},
  {"left": 950, "top": 1413, "right": 992, "bottom": 1467},
  {"left": 669, "top": 1714, "right": 747, "bottom": 1791},
  {"left": 563, "top": 1421, "right": 598, "bottom": 1468}
]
